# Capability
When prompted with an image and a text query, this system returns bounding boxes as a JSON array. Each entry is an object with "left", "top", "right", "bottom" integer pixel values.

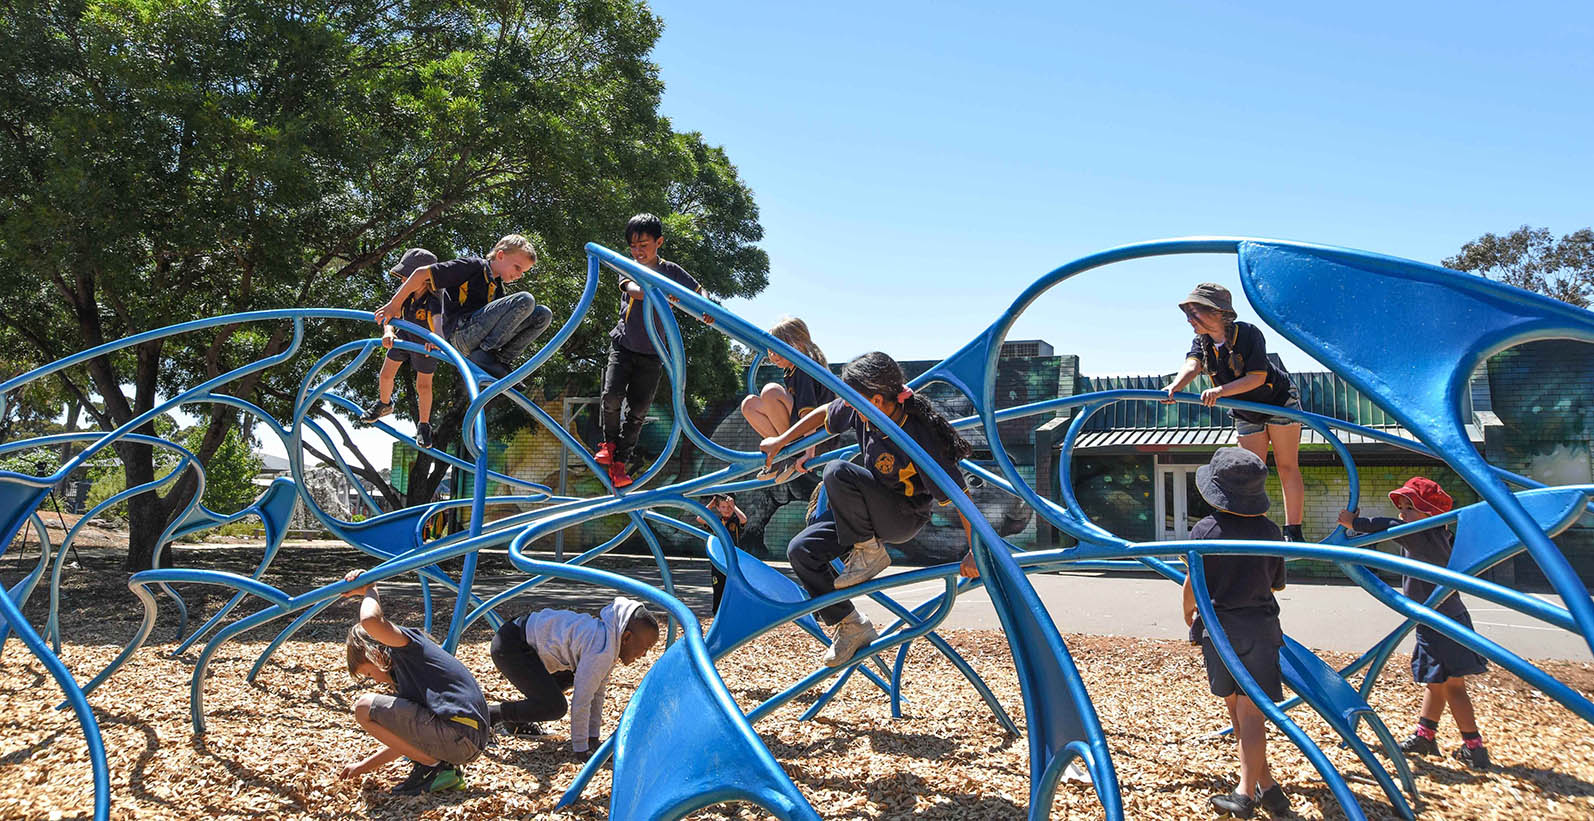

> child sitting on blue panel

[
  {"left": 760, "top": 351, "right": 978, "bottom": 668},
  {"left": 1181, "top": 447, "right": 1292, "bottom": 818},
  {"left": 1338, "top": 477, "right": 1492, "bottom": 770}
]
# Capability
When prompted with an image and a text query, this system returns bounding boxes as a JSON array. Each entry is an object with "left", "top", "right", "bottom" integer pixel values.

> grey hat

[
  {"left": 388, "top": 247, "right": 438, "bottom": 279},
  {"left": 1194, "top": 447, "right": 1270, "bottom": 516},
  {"left": 1180, "top": 282, "right": 1234, "bottom": 314}
]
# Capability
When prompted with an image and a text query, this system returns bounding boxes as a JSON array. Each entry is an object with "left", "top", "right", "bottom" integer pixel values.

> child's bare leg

[
  {"left": 760, "top": 383, "right": 794, "bottom": 425},
  {"left": 1442, "top": 677, "right": 1479, "bottom": 734},
  {"left": 1233, "top": 695, "right": 1275, "bottom": 793},
  {"left": 353, "top": 694, "right": 439, "bottom": 766},
  {"left": 415, "top": 372, "right": 434, "bottom": 424},
  {"left": 1267, "top": 423, "right": 1304, "bottom": 526},
  {"left": 740, "top": 394, "right": 783, "bottom": 437},
  {"left": 1419, "top": 682, "right": 1447, "bottom": 723},
  {"left": 377, "top": 357, "right": 402, "bottom": 405}
]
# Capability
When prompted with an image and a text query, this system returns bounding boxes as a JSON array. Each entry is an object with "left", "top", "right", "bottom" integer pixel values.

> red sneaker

[
  {"left": 607, "top": 460, "right": 634, "bottom": 489},
  {"left": 594, "top": 441, "right": 616, "bottom": 466}
]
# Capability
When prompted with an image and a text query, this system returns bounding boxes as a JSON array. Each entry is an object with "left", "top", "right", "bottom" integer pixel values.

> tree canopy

[
  {"left": 0, "top": 1, "right": 768, "bottom": 567},
  {"left": 1443, "top": 226, "right": 1594, "bottom": 308}
]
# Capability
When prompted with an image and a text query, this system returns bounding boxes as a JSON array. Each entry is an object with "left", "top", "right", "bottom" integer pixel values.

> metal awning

[{"left": 1072, "top": 423, "right": 1482, "bottom": 453}]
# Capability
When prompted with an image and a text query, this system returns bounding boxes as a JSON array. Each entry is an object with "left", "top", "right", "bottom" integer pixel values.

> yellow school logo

[{"left": 874, "top": 452, "right": 896, "bottom": 475}]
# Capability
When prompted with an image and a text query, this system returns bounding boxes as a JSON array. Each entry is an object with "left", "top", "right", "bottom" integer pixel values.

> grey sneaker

[
  {"left": 821, "top": 614, "right": 878, "bottom": 667},
  {"left": 833, "top": 538, "right": 890, "bottom": 588}
]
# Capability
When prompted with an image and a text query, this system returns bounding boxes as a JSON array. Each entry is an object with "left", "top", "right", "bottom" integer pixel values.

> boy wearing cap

[
  {"left": 362, "top": 248, "right": 444, "bottom": 449},
  {"left": 1181, "top": 447, "right": 1292, "bottom": 818},
  {"left": 1164, "top": 283, "right": 1307, "bottom": 543},
  {"left": 1338, "top": 477, "right": 1491, "bottom": 770},
  {"left": 376, "top": 234, "right": 553, "bottom": 383}
]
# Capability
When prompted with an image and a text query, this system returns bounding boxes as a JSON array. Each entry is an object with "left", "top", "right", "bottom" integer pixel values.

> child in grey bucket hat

[{"left": 1181, "top": 447, "right": 1292, "bottom": 819}]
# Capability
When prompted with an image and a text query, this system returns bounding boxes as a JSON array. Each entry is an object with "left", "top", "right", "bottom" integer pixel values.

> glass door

[{"left": 1155, "top": 464, "right": 1214, "bottom": 540}]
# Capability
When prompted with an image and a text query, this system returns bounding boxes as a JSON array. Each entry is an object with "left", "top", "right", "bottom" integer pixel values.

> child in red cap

[{"left": 1339, "top": 477, "right": 1492, "bottom": 769}]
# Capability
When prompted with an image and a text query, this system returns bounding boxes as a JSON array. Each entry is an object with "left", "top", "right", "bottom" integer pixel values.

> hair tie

[{"left": 897, "top": 387, "right": 914, "bottom": 403}]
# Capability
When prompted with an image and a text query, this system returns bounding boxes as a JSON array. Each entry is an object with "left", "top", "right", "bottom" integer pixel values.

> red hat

[{"left": 1389, "top": 477, "right": 1453, "bottom": 515}]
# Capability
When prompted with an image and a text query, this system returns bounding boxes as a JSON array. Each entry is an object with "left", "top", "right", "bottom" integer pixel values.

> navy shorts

[
  {"left": 1198, "top": 614, "right": 1285, "bottom": 701},
  {"left": 386, "top": 331, "right": 439, "bottom": 374},
  {"left": 1412, "top": 610, "right": 1489, "bottom": 683}
]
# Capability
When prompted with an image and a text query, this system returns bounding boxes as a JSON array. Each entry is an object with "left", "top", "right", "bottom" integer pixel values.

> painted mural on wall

[{"left": 391, "top": 356, "right": 1069, "bottom": 566}]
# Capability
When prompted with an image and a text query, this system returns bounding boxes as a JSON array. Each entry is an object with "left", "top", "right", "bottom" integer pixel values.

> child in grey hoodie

[{"left": 487, "top": 596, "right": 660, "bottom": 756}]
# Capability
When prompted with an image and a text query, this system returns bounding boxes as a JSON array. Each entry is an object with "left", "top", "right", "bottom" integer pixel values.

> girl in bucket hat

[
  {"left": 1180, "top": 448, "right": 1293, "bottom": 818},
  {"left": 1338, "top": 477, "right": 1492, "bottom": 769},
  {"left": 1163, "top": 283, "right": 1308, "bottom": 543}
]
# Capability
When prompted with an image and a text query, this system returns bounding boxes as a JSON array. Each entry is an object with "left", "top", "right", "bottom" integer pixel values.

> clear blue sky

[
  {"left": 652, "top": 0, "right": 1594, "bottom": 375},
  {"left": 264, "top": 1, "right": 1594, "bottom": 470}
]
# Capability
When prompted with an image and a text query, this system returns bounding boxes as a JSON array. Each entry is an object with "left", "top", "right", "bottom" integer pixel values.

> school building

[{"left": 391, "top": 339, "right": 1594, "bottom": 586}]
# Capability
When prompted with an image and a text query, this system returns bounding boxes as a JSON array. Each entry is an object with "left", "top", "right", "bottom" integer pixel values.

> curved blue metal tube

[{"left": 1188, "top": 551, "right": 1367, "bottom": 821}]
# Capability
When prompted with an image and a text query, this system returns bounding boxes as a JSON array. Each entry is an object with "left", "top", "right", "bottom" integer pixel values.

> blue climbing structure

[{"left": 2, "top": 237, "right": 1592, "bottom": 820}]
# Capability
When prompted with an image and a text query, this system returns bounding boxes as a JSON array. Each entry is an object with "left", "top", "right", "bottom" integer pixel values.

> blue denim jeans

[{"left": 447, "top": 292, "right": 553, "bottom": 361}]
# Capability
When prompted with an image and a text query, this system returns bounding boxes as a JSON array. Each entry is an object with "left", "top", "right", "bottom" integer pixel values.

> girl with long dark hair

[{"left": 759, "top": 351, "right": 979, "bottom": 667}]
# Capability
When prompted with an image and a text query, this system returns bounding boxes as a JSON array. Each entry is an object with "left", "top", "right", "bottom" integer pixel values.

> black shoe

[
  {"left": 415, "top": 422, "right": 433, "bottom": 449},
  {"left": 1210, "top": 790, "right": 1256, "bottom": 818},
  {"left": 390, "top": 760, "right": 436, "bottom": 795},
  {"left": 502, "top": 721, "right": 544, "bottom": 737},
  {"left": 1254, "top": 783, "right": 1291, "bottom": 816},
  {"left": 467, "top": 349, "right": 510, "bottom": 379},
  {"left": 1399, "top": 733, "right": 1439, "bottom": 756},
  {"left": 1282, "top": 524, "right": 1304, "bottom": 543},
  {"left": 360, "top": 400, "right": 394, "bottom": 424},
  {"left": 1453, "top": 743, "right": 1491, "bottom": 770}
]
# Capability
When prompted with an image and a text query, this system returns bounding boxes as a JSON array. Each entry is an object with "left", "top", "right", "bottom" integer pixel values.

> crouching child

[
  {"left": 338, "top": 569, "right": 491, "bottom": 795},
  {"left": 488, "top": 596, "right": 660, "bottom": 758}
]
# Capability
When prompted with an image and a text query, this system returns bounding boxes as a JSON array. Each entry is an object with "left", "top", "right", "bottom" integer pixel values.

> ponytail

[{"left": 840, "top": 351, "right": 971, "bottom": 465}]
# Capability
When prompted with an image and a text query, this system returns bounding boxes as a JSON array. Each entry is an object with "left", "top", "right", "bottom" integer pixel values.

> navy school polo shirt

[
  {"left": 395, "top": 291, "right": 442, "bottom": 343},
  {"left": 784, "top": 364, "right": 835, "bottom": 422},
  {"left": 389, "top": 626, "right": 491, "bottom": 746},
  {"left": 824, "top": 398, "right": 968, "bottom": 506},
  {"left": 1185, "top": 321, "right": 1294, "bottom": 413},
  {"left": 1190, "top": 512, "right": 1287, "bottom": 618},
  {"left": 610, "top": 258, "right": 700, "bottom": 356},
  {"left": 1352, "top": 516, "right": 1467, "bottom": 618},
  {"left": 429, "top": 256, "right": 503, "bottom": 337}
]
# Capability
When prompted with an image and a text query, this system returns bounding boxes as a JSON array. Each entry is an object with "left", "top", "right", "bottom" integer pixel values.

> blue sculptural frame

[{"left": 0, "top": 236, "right": 1590, "bottom": 821}]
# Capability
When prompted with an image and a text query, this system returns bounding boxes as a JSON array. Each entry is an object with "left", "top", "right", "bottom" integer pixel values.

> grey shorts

[
  {"left": 1233, "top": 388, "right": 1303, "bottom": 437},
  {"left": 367, "top": 695, "right": 484, "bottom": 764}
]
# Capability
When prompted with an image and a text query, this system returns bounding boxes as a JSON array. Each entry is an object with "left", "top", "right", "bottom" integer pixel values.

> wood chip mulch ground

[{"left": 4, "top": 608, "right": 1593, "bottom": 821}]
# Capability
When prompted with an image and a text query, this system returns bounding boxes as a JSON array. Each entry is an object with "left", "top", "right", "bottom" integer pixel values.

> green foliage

[
  {"left": 0, "top": 1, "right": 768, "bottom": 560},
  {"left": 181, "top": 424, "right": 263, "bottom": 513},
  {"left": 1443, "top": 226, "right": 1594, "bottom": 308}
]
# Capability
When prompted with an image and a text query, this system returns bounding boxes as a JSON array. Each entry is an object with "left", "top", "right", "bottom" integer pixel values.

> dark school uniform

[
  {"left": 1191, "top": 512, "right": 1287, "bottom": 701},
  {"left": 429, "top": 256, "right": 502, "bottom": 338},
  {"left": 609, "top": 258, "right": 700, "bottom": 357},
  {"left": 386, "top": 291, "right": 443, "bottom": 374},
  {"left": 822, "top": 398, "right": 968, "bottom": 511},
  {"left": 709, "top": 514, "right": 742, "bottom": 613},
  {"left": 783, "top": 364, "right": 835, "bottom": 426},
  {"left": 602, "top": 258, "right": 701, "bottom": 458},
  {"left": 1185, "top": 321, "right": 1296, "bottom": 425},
  {"left": 786, "top": 400, "right": 969, "bottom": 625},
  {"left": 390, "top": 626, "right": 492, "bottom": 748},
  {"left": 1353, "top": 516, "right": 1488, "bottom": 682}
]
